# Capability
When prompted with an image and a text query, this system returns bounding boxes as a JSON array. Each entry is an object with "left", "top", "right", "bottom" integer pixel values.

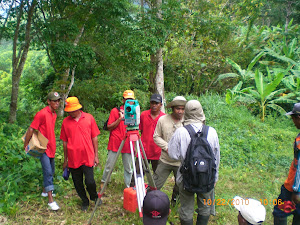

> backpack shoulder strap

[
  {"left": 184, "top": 124, "right": 196, "bottom": 139},
  {"left": 182, "top": 124, "right": 195, "bottom": 167},
  {"left": 201, "top": 125, "right": 209, "bottom": 139}
]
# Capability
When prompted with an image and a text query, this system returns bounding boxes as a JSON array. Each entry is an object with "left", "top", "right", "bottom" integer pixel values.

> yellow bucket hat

[
  {"left": 123, "top": 90, "right": 135, "bottom": 99},
  {"left": 64, "top": 97, "right": 82, "bottom": 112}
]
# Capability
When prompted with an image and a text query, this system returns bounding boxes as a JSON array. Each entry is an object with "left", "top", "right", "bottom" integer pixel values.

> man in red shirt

[
  {"left": 60, "top": 97, "right": 100, "bottom": 211},
  {"left": 101, "top": 90, "right": 135, "bottom": 189},
  {"left": 23, "top": 92, "right": 61, "bottom": 211},
  {"left": 140, "top": 93, "right": 165, "bottom": 173}
]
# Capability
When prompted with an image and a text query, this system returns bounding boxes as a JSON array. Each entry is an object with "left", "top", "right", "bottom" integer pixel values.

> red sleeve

[
  {"left": 30, "top": 110, "right": 45, "bottom": 130},
  {"left": 91, "top": 115, "right": 100, "bottom": 138},
  {"left": 60, "top": 121, "right": 68, "bottom": 142}
]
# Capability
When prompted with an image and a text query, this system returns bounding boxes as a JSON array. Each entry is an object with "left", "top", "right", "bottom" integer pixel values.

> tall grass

[{"left": 0, "top": 93, "right": 297, "bottom": 224}]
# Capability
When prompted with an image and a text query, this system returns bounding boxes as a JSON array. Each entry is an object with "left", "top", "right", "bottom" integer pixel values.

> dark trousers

[
  {"left": 273, "top": 184, "right": 300, "bottom": 224},
  {"left": 70, "top": 165, "right": 97, "bottom": 206}
]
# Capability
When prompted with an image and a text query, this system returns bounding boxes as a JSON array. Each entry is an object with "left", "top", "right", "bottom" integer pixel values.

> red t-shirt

[
  {"left": 30, "top": 106, "right": 57, "bottom": 158},
  {"left": 107, "top": 106, "right": 131, "bottom": 153},
  {"left": 140, "top": 109, "right": 165, "bottom": 160},
  {"left": 60, "top": 111, "right": 100, "bottom": 169}
]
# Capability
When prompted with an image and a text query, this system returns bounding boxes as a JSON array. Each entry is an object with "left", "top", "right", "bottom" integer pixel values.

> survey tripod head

[{"left": 124, "top": 99, "right": 140, "bottom": 130}]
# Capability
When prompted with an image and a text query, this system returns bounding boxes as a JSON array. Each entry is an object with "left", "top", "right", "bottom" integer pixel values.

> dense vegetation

[{"left": 0, "top": 0, "right": 300, "bottom": 224}]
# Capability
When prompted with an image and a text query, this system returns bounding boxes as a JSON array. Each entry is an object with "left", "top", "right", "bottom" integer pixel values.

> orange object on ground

[{"left": 123, "top": 187, "right": 138, "bottom": 213}]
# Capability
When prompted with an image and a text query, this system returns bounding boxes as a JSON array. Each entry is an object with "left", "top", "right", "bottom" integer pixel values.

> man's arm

[
  {"left": 23, "top": 127, "right": 34, "bottom": 149},
  {"left": 92, "top": 136, "right": 99, "bottom": 166},
  {"left": 153, "top": 119, "right": 168, "bottom": 152},
  {"left": 107, "top": 109, "right": 124, "bottom": 131},
  {"left": 168, "top": 129, "right": 182, "bottom": 161},
  {"left": 207, "top": 127, "right": 220, "bottom": 185},
  {"left": 63, "top": 141, "right": 68, "bottom": 170}
]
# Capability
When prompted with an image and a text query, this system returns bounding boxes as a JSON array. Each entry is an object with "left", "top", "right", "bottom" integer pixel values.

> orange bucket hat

[
  {"left": 123, "top": 90, "right": 135, "bottom": 99},
  {"left": 64, "top": 97, "right": 82, "bottom": 112}
]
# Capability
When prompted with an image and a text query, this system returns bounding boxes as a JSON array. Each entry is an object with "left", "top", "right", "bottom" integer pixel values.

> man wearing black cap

[
  {"left": 273, "top": 103, "right": 300, "bottom": 224},
  {"left": 139, "top": 93, "right": 165, "bottom": 173},
  {"left": 23, "top": 92, "right": 61, "bottom": 211},
  {"left": 143, "top": 190, "right": 171, "bottom": 225}
]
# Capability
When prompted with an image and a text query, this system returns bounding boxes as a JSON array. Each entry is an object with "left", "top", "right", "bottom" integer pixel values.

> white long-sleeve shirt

[{"left": 168, "top": 123, "right": 220, "bottom": 184}]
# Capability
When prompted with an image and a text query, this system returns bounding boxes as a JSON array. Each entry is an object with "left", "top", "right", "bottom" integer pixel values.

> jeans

[
  {"left": 40, "top": 153, "right": 55, "bottom": 192},
  {"left": 101, "top": 150, "right": 133, "bottom": 188},
  {"left": 69, "top": 165, "right": 98, "bottom": 206}
]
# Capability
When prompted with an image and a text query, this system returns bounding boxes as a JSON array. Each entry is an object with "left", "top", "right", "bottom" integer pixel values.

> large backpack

[{"left": 180, "top": 124, "right": 216, "bottom": 194}]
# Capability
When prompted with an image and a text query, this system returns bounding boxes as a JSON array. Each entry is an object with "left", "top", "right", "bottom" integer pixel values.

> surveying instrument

[{"left": 87, "top": 99, "right": 157, "bottom": 224}]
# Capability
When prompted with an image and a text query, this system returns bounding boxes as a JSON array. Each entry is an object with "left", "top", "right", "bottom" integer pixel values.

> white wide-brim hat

[{"left": 166, "top": 96, "right": 187, "bottom": 108}]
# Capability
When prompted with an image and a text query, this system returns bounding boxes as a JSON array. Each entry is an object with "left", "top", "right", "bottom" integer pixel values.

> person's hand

[
  {"left": 63, "top": 161, "right": 68, "bottom": 171},
  {"left": 292, "top": 193, "right": 300, "bottom": 204},
  {"left": 94, "top": 156, "right": 99, "bottom": 167},
  {"left": 119, "top": 110, "right": 124, "bottom": 120}
]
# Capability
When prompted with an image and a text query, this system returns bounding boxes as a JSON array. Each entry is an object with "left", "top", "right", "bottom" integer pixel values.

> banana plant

[
  {"left": 264, "top": 37, "right": 299, "bottom": 72},
  {"left": 243, "top": 69, "right": 296, "bottom": 121},
  {"left": 225, "top": 81, "right": 253, "bottom": 105},
  {"left": 217, "top": 52, "right": 265, "bottom": 84}
]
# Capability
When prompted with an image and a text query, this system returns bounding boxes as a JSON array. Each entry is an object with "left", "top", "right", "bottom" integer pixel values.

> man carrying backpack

[{"left": 168, "top": 100, "right": 220, "bottom": 225}]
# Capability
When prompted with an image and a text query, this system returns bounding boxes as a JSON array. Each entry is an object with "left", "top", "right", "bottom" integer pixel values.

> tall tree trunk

[
  {"left": 285, "top": 1, "right": 292, "bottom": 33},
  {"left": 9, "top": 0, "right": 37, "bottom": 123},
  {"left": 154, "top": 0, "right": 165, "bottom": 112},
  {"left": 155, "top": 48, "right": 165, "bottom": 112},
  {"left": 56, "top": 14, "right": 89, "bottom": 117}
]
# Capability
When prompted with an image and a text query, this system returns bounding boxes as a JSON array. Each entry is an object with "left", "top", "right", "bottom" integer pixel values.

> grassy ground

[{"left": 1, "top": 94, "right": 297, "bottom": 224}]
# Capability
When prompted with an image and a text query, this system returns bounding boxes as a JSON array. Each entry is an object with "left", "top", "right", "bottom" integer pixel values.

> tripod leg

[
  {"left": 100, "top": 139, "right": 126, "bottom": 195},
  {"left": 87, "top": 138, "right": 126, "bottom": 225},
  {"left": 129, "top": 141, "right": 143, "bottom": 217},
  {"left": 135, "top": 141, "right": 146, "bottom": 198},
  {"left": 138, "top": 139, "right": 157, "bottom": 190}
]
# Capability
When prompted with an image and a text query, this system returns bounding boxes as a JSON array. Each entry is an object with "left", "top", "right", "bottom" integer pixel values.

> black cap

[
  {"left": 286, "top": 103, "right": 300, "bottom": 115},
  {"left": 143, "top": 190, "right": 170, "bottom": 225},
  {"left": 150, "top": 94, "right": 162, "bottom": 103}
]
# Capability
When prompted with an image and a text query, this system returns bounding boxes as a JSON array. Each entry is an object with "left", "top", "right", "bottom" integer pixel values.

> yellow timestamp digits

[
  {"left": 203, "top": 198, "right": 250, "bottom": 206},
  {"left": 259, "top": 199, "right": 284, "bottom": 205}
]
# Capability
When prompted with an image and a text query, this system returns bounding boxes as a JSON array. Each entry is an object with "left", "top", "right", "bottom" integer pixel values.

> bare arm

[
  {"left": 107, "top": 110, "right": 124, "bottom": 131},
  {"left": 23, "top": 127, "right": 34, "bottom": 149},
  {"left": 63, "top": 141, "right": 68, "bottom": 170},
  {"left": 92, "top": 136, "right": 99, "bottom": 166}
]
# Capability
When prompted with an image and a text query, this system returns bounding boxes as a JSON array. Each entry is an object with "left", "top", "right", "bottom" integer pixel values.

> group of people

[
  {"left": 23, "top": 89, "right": 219, "bottom": 224},
  {"left": 23, "top": 89, "right": 300, "bottom": 224}
]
